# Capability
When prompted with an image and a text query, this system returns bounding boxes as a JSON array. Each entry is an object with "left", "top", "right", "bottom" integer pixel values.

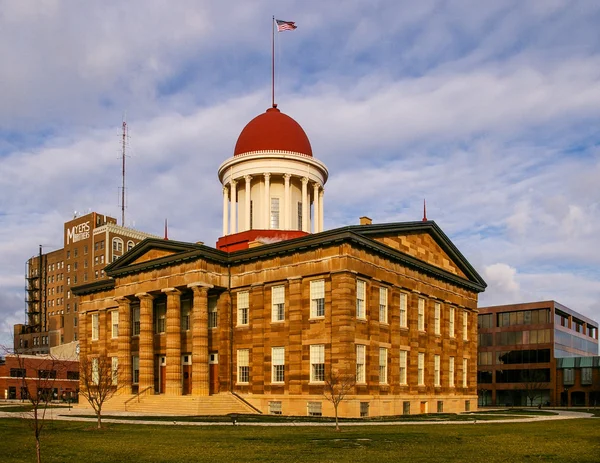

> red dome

[{"left": 234, "top": 107, "right": 312, "bottom": 156}]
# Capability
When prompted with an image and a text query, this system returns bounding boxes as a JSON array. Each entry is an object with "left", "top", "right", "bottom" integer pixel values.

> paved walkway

[{"left": 0, "top": 405, "right": 595, "bottom": 427}]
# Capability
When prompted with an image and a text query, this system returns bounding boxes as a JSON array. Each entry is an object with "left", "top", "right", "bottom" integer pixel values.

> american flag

[{"left": 276, "top": 19, "right": 297, "bottom": 32}]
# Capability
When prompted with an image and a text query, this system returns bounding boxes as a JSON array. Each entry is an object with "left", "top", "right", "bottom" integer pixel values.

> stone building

[{"left": 73, "top": 105, "right": 486, "bottom": 417}]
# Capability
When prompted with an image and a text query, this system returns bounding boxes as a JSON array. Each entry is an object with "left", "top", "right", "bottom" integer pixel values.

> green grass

[
  {"left": 1, "top": 417, "right": 599, "bottom": 463},
  {"left": 0, "top": 404, "right": 70, "bottom": 413}
]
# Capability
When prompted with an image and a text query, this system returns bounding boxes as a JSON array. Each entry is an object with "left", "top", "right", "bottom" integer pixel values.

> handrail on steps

[
  {"left": 124, "top": 386, "right": 153, "bottom": 410},
  {"left": 230, "top": 391, "right": 262, "bottom": 414}
]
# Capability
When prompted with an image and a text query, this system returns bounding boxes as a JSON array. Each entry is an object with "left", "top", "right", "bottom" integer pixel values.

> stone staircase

[{"left": 96, "top": 392, "right": 259, "bottom": 416}]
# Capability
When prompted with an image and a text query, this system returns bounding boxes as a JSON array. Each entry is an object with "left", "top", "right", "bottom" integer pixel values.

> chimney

[{"left": 359, "top": 216, "right": 372, "bottom": 226}]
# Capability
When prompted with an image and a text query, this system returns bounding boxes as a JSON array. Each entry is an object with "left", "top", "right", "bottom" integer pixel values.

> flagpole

[{"left": 272, "top": 15, "right": 275, "bottom": 108}]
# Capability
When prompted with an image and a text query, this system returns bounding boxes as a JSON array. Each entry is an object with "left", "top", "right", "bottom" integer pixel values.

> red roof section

[{"left": 234, "top": 107, "right": 313, "bottom": 156}]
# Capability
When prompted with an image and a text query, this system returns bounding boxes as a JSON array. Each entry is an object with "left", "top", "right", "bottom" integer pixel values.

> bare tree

[
  {"left": 521, "top": 370, "right": 548, "bottom": 407},
  {"left": 79, "top": 354, "right": 119, "bottom": 429},
  {"left": 323, "top": 368, "right": 356, "bottom": 431},
  {"left": 3, "top": 348, "right": 65, "bottom": 463}
]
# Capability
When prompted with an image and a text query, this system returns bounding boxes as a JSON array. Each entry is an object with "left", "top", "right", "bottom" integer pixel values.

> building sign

[{"left": 66, "top": 221, "right": 90, "bottom": 244}]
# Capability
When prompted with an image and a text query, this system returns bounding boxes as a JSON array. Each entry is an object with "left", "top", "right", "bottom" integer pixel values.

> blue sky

[{"left": 1, "top": 1, "right": 600, "bottom": 347}]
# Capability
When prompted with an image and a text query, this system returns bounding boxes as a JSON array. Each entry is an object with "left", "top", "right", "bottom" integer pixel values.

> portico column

[
  {"left": 264, "top": 173, "right": 271, "bottom": 229},
  {"left": 135, "top": 292, "right": 155, "bottom": 394},
  {"left": 230, "top": 180, "right": 237, "bottom": 234},
  {"left": 313, "top": 183, "right": 320, "bottom": 233},
  {"left": 222, "top": 186, "right": 229, "bottom": 236},
  {"left": 283, "top": 174, "right": 291, "bottom": 230},
  {"left": 163, "top": 288, "right": 182, "bottom": 395},
  {"left": 189, "top": 283, "right": 213, "bottom": 396},
  {"left": 301, "top": 177, "right": 309, "bottom": 232},
  {"left": 115, "top": 297, "right": 132, "bottom": 394},
  {"left": 244, "top": 175, "right": 252, "bottom": 231},
  {"left": 319, "top": 188, "right": 324, "bottom": 233}
]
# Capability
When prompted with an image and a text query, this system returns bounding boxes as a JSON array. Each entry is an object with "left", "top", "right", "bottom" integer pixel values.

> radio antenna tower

[{"left": 120, "top": 119, "right": 128, "bottom": 226}]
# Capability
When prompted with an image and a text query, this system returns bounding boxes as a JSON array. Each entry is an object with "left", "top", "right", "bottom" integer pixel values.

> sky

[{"left": 1, "top": 0, "right": 600, "bottom": 348}]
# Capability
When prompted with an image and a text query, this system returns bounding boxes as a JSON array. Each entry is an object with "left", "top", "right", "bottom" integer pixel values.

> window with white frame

[
  {"left": 237, "top": 349, "right": 250, "bottom": 383},
  {"left": 271, "top": 285, "right": 285, "bottom": 322},
  {"left": 449, "top": 306, "right": 455, "bottom": 337},
  {"left": 356, "top": 345, "right": 366, "bottom": 383},
  {"left": 310, "top": 280, "right": 325, "bottom": 318},
  {"left": 208, "top": 296, "right": 218, "bottom": 328},
  {"left": 399, "top": 293, "right": 408, "bottom": 328},
  {"left": 92, "top": 357, "right": 99, "bottom": 385},
  {"left": 449, "top": 357, "right": 455, "bottom": 387},
  {"left": 379, "top": 348, "right": 388, "bottom": 384},
  {"left": 127, "top": 240, "right": 134, "bottom": 251},
  {"left": 434, "top": 302, "right": 441, "bottom": 336},
  {"left": 270, "top": 197, "right": 280, "bottom": 229},
  {"left": 462, "top": 358, "right": 468, "bottom": 387},
  {"left": 418, "top": 298, "right": 425, "bottom": 331},
  {"left": 111, "top": 311, "right": 119, "bottom": 339},
  {"left": 91, "top": 313, "right": 99, "bottom": 341},
  {"left": 132, "top": 355, "right": 139, "bottom": 384},
  {"left": 463, "top": 311, "right": 469, "bottom": 341},
  {"left": 310, "top": 344, "right": 325, "bottom": 382},
  {"left": 379, "top": 287, "right": 388, "bottom": 323},
  {"left": 112, "top": 237, "right": 123, "bottom": 252},
  {"left": 418, "top": 352, "right": 425, "bottom": 386},
  {"left": 112, "top": 357, "right": 118, "bottom": 385},
  {"left": 356, "top": 279, "right": 366, "bottom": 319},
  {"left": 237, "top": 291, "right": 249, "bottom": 326},
  {"left": 399, "top": 350, "right": 408, "bottom": 385},
  {"left": 272, "top": 347, "right": 285, "bottom": 383},
  {"left": 434, "top": 354, "right": 441, "bottom": 387}
]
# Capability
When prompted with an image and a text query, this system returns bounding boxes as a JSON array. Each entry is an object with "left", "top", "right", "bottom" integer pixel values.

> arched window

[
  {"left": 127, "top": 240, "right": 135, "bottom": 251},
  {"left": 112, "top": 237, "right": 124, "bottom": 253}
]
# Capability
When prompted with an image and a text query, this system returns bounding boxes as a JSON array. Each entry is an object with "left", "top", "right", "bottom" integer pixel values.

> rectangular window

[
  {"left": 437, "top": 401, "right": 444, "bottom": 413},
  {"left": 297, "top": 202, "right": 303, "bottom": 231},
  {"left": 403, "top": 401, "right": 410, "bottom": 415},
  {"left": 462, "top": 358, "right": 468, "bottom": 387},
  {"left": 91, "top": 358, "right": 99, "bottom": 385},
  {"left": 563, "top": 368, "right": 574, "bottom": 385},
  {"left": 154, "top": 301, "right": 166, "bottom": 334},
  {"left": 356, "top": 345, "right": 366, "bottom": 383},
  {"left": 310, "top": 280, "right": 325, "bottom": 318},
  {"left": 360, "top": 402, "right": 369, "bottom": 417},
  {"left": 91, "top": 313, "right": 99, "bottom": 341},
  {"left": 132, "top": 356, "right": 139, "bottom": 384},
  {"left": 237, "top": 349, "right": 250, "bottom": 383},
  {"left": 434, "top": 302, "right": 441, "bottom": 335},
  {"left": 111, "top": 311, "right": 119, "bottom": 339},
  {"left": 237, "top": 291, "right": 249, "bottom": 326},
  {"left": 271, "top": 347, "right": 285, "bottom": 383},
  {"left": 399, "top": 350, "right": 408, "bottom": 385},
  {"left": 181, "top": 298, "right": 191, "bottom": 331},
  {"left": 463, "top": 311, "right": 469, "bottom": 341},
  {"left": 379, "top": 287, "right": 388, "bottom": 323},
  {"left": 449, "top": 357, "right": 455, "bottom": 387},
  {"left": 271, "top": 285, "right": 285, "bottom": 322},
  {"left": 356, "top": 279, "right": 366, "bottom": 319},
  {"left": 112, "top": 357, "right": 118, "bottom": 385},
  {"left": 434, "top": 354, "right": 441, "bottom": 387},
  {"left": 307, "top": 401, "right": 322, "bottom": 417},
  {"left": 418, "top": 298, "right": 425, "bottom": 331},
  {"left": 269, "top": 401, "right": 282, "bottom": 415},
  {"left": 208, "top": 296, "right": 218, "bottom": 328},
  {"left": 399, "top": 293, "right": 408, "bottom": 328},
  {"left": 418, "top": 352, "right": 425, "bottom": 386},
  {"left": 379, "top": 348, "right": 388, "bottom": 384},
  {"left": 310, "top": 344, "right": 325, "bottom": 382},
  {"left": 449, "top": 307, "right": 455, "bottom": 337},
  {"left": 132, "top": 304, "right": 140, "bottom": 336},
  {"left": 270, "top": 197, "right": 280, "bottom": 229},
  {"left": 582, "top": 367, "right": 593, "bottom": 385}
]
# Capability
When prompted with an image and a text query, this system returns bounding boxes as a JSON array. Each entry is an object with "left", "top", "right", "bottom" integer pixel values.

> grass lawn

[{"left": 1, "top": 417, "right": 599, "bottom": 463}]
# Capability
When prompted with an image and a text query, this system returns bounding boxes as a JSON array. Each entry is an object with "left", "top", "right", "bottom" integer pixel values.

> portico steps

[{"left": 89, "top": 392, "right": 259, "bottom": 416}]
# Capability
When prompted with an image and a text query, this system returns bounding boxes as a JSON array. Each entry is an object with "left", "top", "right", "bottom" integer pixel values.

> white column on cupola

[
  {"left": 313, "top": 182, "right": 320, "bottom": 233},
  {"left": 230, "top": 179, "right": 237, "bottom": 234},
  {"left": 244, "top": 175, "right": 252, "bottom": 231},
  {"left": 264, "top": 173, "right": 271, "bottom": 229},
  {"left": 301, "top": 177, "right": 309, "bottom": 232},
  {"left": 319, "top": 188, "right": 324, "bottom": 232},
  {"left": 283, "top": 174, "right": 291, "bottom": 230},
  {"left": 222, "top": 186, "right": 229, "bottom": 235}
]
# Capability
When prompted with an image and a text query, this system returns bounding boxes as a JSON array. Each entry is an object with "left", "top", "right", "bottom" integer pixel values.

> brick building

[
  {"left": 477, "top": 301, "right": 599, "bottom": 407},
  {"left": 72, "top": 104, "right": 487, "bottom": 417},
  {"left": 15, "top": 212, "right": 158, "bottom": 354}
]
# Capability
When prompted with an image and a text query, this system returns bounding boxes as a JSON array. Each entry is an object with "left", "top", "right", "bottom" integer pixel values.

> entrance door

[
  {"left": 209, "top": 352, "right": 219, "bottom": 394},
  {"left": 158, "top": 356, "right": 166, "bottom": 394},
  {"left": 182, "top": 354, "right": 191, "bottom": 395}
]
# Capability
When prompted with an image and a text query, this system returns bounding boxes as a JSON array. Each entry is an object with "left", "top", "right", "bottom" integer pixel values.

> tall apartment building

[
  {"left": 73, "top": 104, "right": 487, "bottom": 417},
  {"left": 477, "top": 301, "right": 598, "bottom": 407},
  {"left": 15, "top": 212, "right": 157, "bottom": 354}
]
